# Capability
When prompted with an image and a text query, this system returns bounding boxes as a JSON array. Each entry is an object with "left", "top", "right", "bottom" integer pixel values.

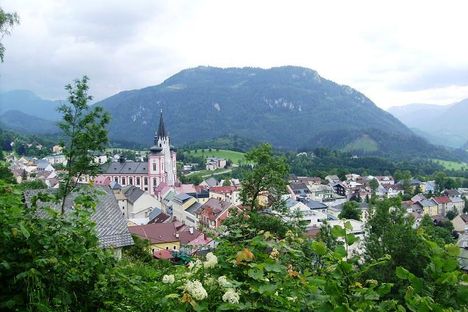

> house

[
  {"left": 325, "top": 175, "right": 341, "bottom": 184},
  {"left": 178, "top": 227, "right": 214, "bottom": 255},
  {"left": 52, "top": 145, "right": 63, "bottom": 154},
  {"left": 416, "top": 198, "right": 439, "bottom": 216},
  {"left": 383, "top": 184, "right": 404, "bottom": 198},
  {"left": 375, "top": 176, "right": 394, "bottom": 185},
  {"left": 333, "top": 183, "right": 347, "bottom": 197},
  {"left": 94, "top": 175, "right": 111, "bottom": 186},
  {"left": 43, "top": 154, "right": 67, "bottom": 165},
  {"left": 307, "top": 184, "right": 334, "bottom": 202},
  {"left": 290, "top": 176, "right": 322, "bottom": 185},
  {"left": 206, "top": 157, "right": 227, "bottom": 171},
  {"left": 197, "top": 198, "right": 235, "bottom": 229},
  {"left": 411, "top": 194, "right": 426, "bottom": 203},
  {"left": 283, "top": 198, "right": 327, "bottom": 228},
  {"left": 209, "top": 186, "right": 240, "bottom": 205},
  {"left": 187, "top": 187, "right": 211, "bottom": 204},
  {"left": 444, "top": 189, "right": 461, "bottom": 198},
  {"left": 288, "top": 182, "right": 311, "bottom": 200},
  {"left": 301, "top": 198, "right": 328, "bottom": 214},
  {"left": 148, "top": 207, "right": 171, "bottom": 224},
  {"left": 433, "top": 196, "right": 451, "bottom": 216},
  {"left": 452, "top": 214, "right": 468, "bottom": 233},
  {"left": 448, "top": 197, "right": 465, "bottom": 214},
  {"left": 172, "top": 193, "right": 202, "bottom": 227},
  {"left": 199, "top": 177, "right": 219, "bottom": 188},
  {"left": 128, "top": 222, "right": 181, "bottom": 253},
  {"left": 422, "top": 181, "right": 436, "bottom": 193},
  {"left": 122, "top": 185, "right": 161, "bottom": 219},
  {"left": 23, "top": 186, "right": 134, "bottom": 259},
  {"left": 36, "top": 159, "right": 54, "bottom": 172}
]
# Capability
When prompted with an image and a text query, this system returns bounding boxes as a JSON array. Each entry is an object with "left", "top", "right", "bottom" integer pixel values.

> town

[{"left": 6, "top": 113, "right": 468, "bottom": 269}]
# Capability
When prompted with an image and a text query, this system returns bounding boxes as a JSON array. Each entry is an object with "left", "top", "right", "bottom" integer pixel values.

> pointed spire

[{"left": 156, "top": 110, "right": 168, "bottom": 142}]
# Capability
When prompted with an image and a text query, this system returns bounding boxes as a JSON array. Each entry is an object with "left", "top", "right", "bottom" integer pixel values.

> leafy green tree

[
  {"left": 240, "top": 144, "right": 289, "bottom": 210},
  {"left": 338, "top": 201, "right": 361, "bottom": 220},
  {"left": 364, "top": 198, "right": 430, "bottom": 296},
  {"left": 445, "top": 209, "right": 457, "bottom": 220},
  {"left": 0, "top": 7, "right": 19, "bottom": 62},
  {"left": 434, "top": 171, "right": 448, "bottom": 193},
  {"left": 418, "top": 215, "right": 454, "bottom": 246},
  {"left": 369, "top": 178, "right": 379, "bottom": 193},
  {"left": 57, "top": 76, "right": 110, "bottom": 213}
]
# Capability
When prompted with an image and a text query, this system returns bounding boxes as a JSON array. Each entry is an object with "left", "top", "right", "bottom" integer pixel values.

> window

[
  {"left": 114, "top": 177, "right": 118, "bottom": 182},
  {"left": 144, "top": 177, "right": 148, "bottom": 185},
  {"left": 173, "top": 246, "right": 176, "bottom": 250},
  {"left": 166, "top": 247, "right": 168, "bottom": 250},
  {"left": 153, "top": 163, "right": 156, "bottom": 171},
  {"left": 122, "top": 177, "right": 126, "bottom": 185},
  {"left": 153, "top": 178, "right": 157, "bottom": 186},
  {"left": 136, "top": 177, "right": 140, "bottom": 185},
  {"left": 129, "top": 177, "right": 133, "bottom": 185}
]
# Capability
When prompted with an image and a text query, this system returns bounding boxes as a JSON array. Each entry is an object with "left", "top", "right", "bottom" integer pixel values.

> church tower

[{"left": 148, "top": 111, "right": 177, "bottom": 192}]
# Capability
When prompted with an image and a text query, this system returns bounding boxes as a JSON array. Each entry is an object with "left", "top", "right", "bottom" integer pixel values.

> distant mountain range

[
  {"left": 1, "top": 66, "right": 466, "bottom": 160},
  {"left": 388, "top": 99, "right": 468, "bottom": 148}
]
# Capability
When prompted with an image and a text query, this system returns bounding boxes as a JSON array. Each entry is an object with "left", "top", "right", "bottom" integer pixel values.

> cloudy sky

[{"left": 1, "top": 0, "right": 468, "bottom": 109}]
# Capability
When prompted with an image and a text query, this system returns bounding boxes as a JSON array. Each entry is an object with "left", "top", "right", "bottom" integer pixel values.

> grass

[
  {"left": 186, "top": 149, "right": 245, "bottom": 164},
  {"left": 342, "top": 135, "right": 379, "bottom": 153},
  {"left": 433, "top": 159, "right": 468, "bottom": 171}
]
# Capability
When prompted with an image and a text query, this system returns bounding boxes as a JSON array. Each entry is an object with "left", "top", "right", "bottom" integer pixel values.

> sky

[{"left": 1, "top": 0, "right": 468, "bottom": 109}]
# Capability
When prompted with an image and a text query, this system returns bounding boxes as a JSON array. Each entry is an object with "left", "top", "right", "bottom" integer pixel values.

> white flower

[
  {"left": 185, "top": 280, "right": 208, "bottom": 301},
  {"left": 162, "top": 274, "right": 175, "bottom": 284},
  {"left": 203, "top": 252, "right": 218, "bottom": 269},
  {"left": 188, "top": 259, "right": 203, "bottom": 271},
  {"left": 222, "top": 288, "right": 240, "bottom": 304},
  {"left": 217, "top": 276, "right": 232, "bottom": 288}
]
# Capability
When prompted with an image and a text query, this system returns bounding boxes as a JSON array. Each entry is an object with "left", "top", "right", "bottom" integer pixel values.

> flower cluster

[
  {"left": 217, "top": 275, "right": 232, "bottom": 288},
  {"left": 204, "top": 252, "right": 218, "bottom": 269},
  {"left": 269, "top": 248, "right": 280, "bottom": 260},
  {"left": 162, "top": 274, "right": 175, "bottom": 284},
  {"left": 222, "top": 288, "right": 240, "bottom": 304},
  {"left": 184, "top": 280, "right": 208, "bottom": 301}
]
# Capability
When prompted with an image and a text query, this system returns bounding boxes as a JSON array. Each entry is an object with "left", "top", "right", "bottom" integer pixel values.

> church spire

[{"left": 155, "top": 110, "right": 168, "bottom": 143}]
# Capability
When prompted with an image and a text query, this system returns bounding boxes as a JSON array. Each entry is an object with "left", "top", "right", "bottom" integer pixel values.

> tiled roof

[
  {"left": 303, "top": 199, "right": 328, "bottom": 210},
  {"left": 433, "top": 196, "right": 450, "bottom": 204},
  {"left": 186, "top": 201, "right": 203, "bottom": 215},
  {"left": 198, "top": 198, "right": 232, "bottom": 221},
  {"left": 209, "top": 186, "right": 238, "bottom": 194},
  {"left": 123, "top": 185, "right": 145, "bottom": 204},
  {"left": 128, "top": 223, "right": 178, "bottom": 244},
  {"left": 23, "top": 186, "right": 134, "bottom": 249},
  {"left": 101, "top": 162, "right": 148, "bottom": 174}
]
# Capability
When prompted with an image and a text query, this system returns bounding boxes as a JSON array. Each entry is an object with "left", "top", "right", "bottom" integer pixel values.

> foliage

[
  {"left": 239, "top": 144, "right": 289, "bottom": 210},
  {"left": 418, "top": 215, "right": 455, "bottom": 246},
  {"left": 338, "top": 201, "right": 361, "bottom": 220},
  {"left": 0, "top": 7, "right": 19, "bottom": 62},
  {"left": 57, "top": 76, "right": 110, "bottom": 213}
]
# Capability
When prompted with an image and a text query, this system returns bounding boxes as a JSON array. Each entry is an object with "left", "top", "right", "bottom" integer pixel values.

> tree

[
  {"left": 338, "top": 201, "right": 361, "bottom": 220},
  {"left": 0, "top": 7, "right": 19, "bottom": 62},
  {"left": 445, "top": 209, "right": 457, "bottom": 220},
  {"left": 434, "top": 171, "right": 448, "bottom": 193},
  {"left": 369, "top": 178, "right": 379, "bottom": 194},
  {"left": 57, "top": 76, "right": 110, "bottom": 213},
  {"left": 240, "top": 144, "right": 289, "bottom": 210}
]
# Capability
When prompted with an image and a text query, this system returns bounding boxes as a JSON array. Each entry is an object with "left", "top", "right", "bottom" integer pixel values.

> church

[{"left": 99, "top": 112, "right": 177, "bottom": 196}]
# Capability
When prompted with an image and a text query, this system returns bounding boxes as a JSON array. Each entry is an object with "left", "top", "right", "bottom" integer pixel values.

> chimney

[
  {"left": 189, "top": 227, "right": 194, "bottom": 234},
  {"left": 175, "top": 233, "right": 179, "bottom": 238}
]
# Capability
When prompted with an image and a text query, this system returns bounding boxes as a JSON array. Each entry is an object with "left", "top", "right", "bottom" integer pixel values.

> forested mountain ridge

[{"left": 97, "top": 66, "right": 413, "bottom": 150}]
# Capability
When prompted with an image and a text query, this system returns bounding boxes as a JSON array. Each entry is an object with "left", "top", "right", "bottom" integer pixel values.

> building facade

[{"left": 99, "top": 111, "right": 177, "bottom": 195}]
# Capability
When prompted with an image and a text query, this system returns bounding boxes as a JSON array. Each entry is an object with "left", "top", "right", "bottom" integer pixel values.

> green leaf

[
  {"left": 334, "top": 245, "right": 347, "bottom": 258},
  {"left": 258, "top": 283, "right": 276, "bottom": 294},
  {"left": 345, "top": 234, "right": 357, "bottom": 245},
  {"left": 331, "top": 225, "right": 346, "bottom": 238},
  {"left": 344, "top": 221, "right": 353, "bottom": 231},
  {"left": 248, "top": 268, "right": 264, "bottom": 281},
  {"left": 445, "top": 244, "right": 460, "bottom": 257},
  {"left": 311, "top": 241, "right": 328, "bottom": 256},
  {"left": 395, "top": 266, "right": 410, "bottom": 280},
  {"left": 19, "top": 223, "right": 30, "bottom": 239},
  {"left": 265, "top": 263, "right": 283, "bottom": 273}
]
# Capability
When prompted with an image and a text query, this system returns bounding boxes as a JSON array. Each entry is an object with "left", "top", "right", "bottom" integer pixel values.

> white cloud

[{"left": 1, "top": 0, "right": 468, "bottom": 108}]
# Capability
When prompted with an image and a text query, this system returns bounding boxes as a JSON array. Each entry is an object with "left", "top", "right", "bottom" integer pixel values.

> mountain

[
  {"left": 0, "top": 110, "right": 59, "bottom": 134},
  {"left": 98, "top": 66, "right": 416, "bottom": 153},
  {"left": 0, "top": 90, "right": 62, "bottom": 121},
  {"left": 388, "top": 99, "right": 468, "bottom": 148}
]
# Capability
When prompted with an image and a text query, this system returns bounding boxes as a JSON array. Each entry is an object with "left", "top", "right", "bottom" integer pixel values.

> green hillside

[{"left": 187, "top": 149, "right": 245, "bottom": 164}]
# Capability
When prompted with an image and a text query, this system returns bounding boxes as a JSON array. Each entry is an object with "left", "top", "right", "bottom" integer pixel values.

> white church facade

[{"left": 99, "top": 112, "right": 177, "bottom": 195}]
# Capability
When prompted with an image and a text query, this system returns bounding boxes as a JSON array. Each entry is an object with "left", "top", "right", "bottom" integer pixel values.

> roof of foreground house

[{"left": 23, "top": 186, "right": 134, "bottom": 249}]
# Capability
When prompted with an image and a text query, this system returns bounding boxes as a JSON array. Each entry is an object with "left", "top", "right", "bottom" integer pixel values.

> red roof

[
  {"left": 153, "top": 249, "right": 173, "bottom": 259},
  {"left": 128, "top": 223, "right": 178, "bottom": 244},
  {"left": 209, "top": 186, "right": 238, "bottom": 194},
  {"left": 433, "top": 196, "right": 451, "bottom": 204}
]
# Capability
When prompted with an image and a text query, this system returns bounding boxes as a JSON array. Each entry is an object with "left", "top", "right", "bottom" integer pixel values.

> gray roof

[
  {"left": 303, "top": 199, "right": 328, "bottom": 210},
  {"left": 205, "top": 177, "right": 218, "bottom": 188},
  {"left": 174, "top": 193, "right": 192, "bottom": 204},
  {"left": 148, "top": 207, "right": 162, "bottom": 221},
  {"left": 123, "top": 185, "right": 145, "bottom": 204},
  {"left": 23, "top": 186, "right": 134, "bottom": 249},
  {"left": 110, "top": 181, "right": 122, "bottom": 190},
  {"left": 419, "top": 199, "right": 437, "bottom": 207},
  {"left": 186, "top": 201, "right": 203, "bottom": 215},
  {"left": 37, "top": 160, "right": 51, "bottom": 169},
  {"left": 101, "top": 162, "right": 148, "bottom": 174}
]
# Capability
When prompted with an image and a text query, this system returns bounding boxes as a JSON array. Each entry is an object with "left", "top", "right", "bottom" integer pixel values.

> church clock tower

[{"left": 148, "top": 111, "right": 177, "bottom": 192}]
